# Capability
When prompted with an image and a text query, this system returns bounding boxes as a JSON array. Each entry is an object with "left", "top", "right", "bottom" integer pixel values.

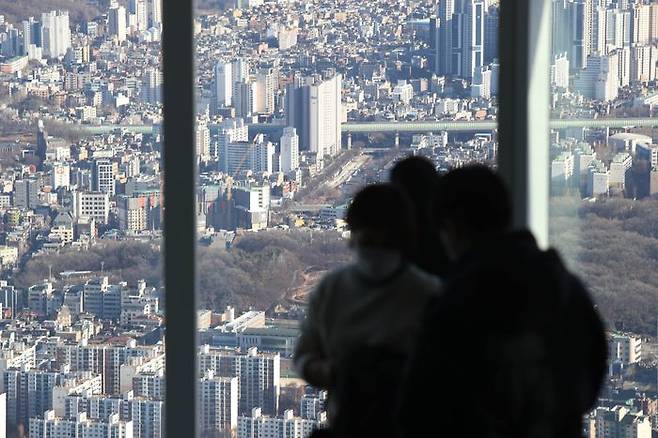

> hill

[
  {"left": 551, "top": 197, "right": 658, "bottom": 335},
  {"left": 0, "top": 0, "right": 100, "bottom": 24},
  {"left": 13, "top": 201, "right": 658, "bottom": 336}
]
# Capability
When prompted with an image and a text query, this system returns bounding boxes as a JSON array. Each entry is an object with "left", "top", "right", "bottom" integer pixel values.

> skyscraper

[
  {"left": 148, "top": 0, "right": 162, "bottom": 28},
  {"left": 231, "top": 58, "right": 249, "bottom": 101},
  {"left": 483, "top": 5, "right": 499, "bottom": 64},
  {"left": 570, "top": 0, "right": 593, "bottom": 70},
  {"left": 142, "top": 68, "right": 163, "bottom": 104},
  {"left": 41, "top": 10, "right": 71, "bottom": 59},
  {"left": 631, "top": 3, "right": 650, "bottom": 45},
  {"left": 572, "top": 53, "right": 620, "bottom": 101},
  {"left": 461, "top": 0, "right": 486, "bottom": 80},
  {"left": 214, "top": 61, "right": 233, "bottom": 107},
  {"left": 280, "top": 127, "right": 299, "bottom": 173},
  {"left": 22, "top": 17, "right": 41, "bottom": 52},
  {"left": 254, "top": 68, "right": 275, "bottom": 114},
  {"left": 199, "top": 372, "right": 238, "bottom": 436},
  {"left": 196, "top": 121, "right": 211, "bottom": 161},
  {"left": 234, "top": 80, "right": 256, "bottom": 118},
  {"left": 108, "top": 6, "right": 127, "bottom": 42},
  {"left": 552, "top": 0, "right": 571, "bottom": 59},
  {"left": 286, "top": 74, "right": 342, "bottom": 158},
  {"left": 436, "top": 0, "right": 457, "bottom": 75},
  {"left": 128, "top": 0, "right": 148, "bottom": 31}
]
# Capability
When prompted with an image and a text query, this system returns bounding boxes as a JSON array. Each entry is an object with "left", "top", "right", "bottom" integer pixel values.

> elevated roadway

[{"left": 82, "top": 117, "right": 658, "bottom": 135}]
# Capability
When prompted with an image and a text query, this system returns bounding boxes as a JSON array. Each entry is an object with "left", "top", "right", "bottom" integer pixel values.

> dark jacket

[{"left": 398, "top": 231, "right": 607, "bottom": 438}]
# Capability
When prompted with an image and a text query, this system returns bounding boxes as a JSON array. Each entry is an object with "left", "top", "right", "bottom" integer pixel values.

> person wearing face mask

[{"left": 295, "top": 183, "right": 441, "bottom": 438}]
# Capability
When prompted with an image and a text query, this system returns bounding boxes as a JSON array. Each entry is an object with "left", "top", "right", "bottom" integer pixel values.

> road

[{"left": 325, "top": 153, "right": 370, "bottom": 190}]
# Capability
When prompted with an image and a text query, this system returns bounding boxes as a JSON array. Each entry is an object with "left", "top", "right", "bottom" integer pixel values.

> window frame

[
  {"left": 163, "top": 0, "right": 198, "bottom": 436},
  {"left": 160, "top": 0, "right": 552, "bottom": 434}
]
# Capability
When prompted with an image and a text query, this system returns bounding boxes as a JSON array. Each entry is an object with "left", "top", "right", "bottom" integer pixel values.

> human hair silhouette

[
  {"left": 398, "top": 166, "right": 607, "bottom": 438},
  {"left": 345, "top": 182, "right": 415, "bottom": 256},
  {"left": 432, "top": 164, "right": 512, "bottom": 234},
  {"left": 296, "top": 183, "right": 441, "bottom": 438},
  {"left": 390, "top": 156, "right": 450, "bottom": 276}
]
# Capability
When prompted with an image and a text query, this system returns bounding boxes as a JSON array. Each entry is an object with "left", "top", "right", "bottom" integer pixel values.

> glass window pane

[
  {"left": 549, "top": 0, "right": 658, "bottom": 430},
  {"left": 0, "top": 1, "right": 165, "bottom": 436},
  {"left": 195, "top": 1, "right": 498, "bottom": 436}
]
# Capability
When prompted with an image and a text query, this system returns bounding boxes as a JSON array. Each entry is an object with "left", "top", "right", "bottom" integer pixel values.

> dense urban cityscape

[{"left": 0, "top": 0, "right": 655, "bottom": 436}]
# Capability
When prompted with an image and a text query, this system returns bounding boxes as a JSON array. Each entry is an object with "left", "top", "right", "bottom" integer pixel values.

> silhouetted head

[
  {"left": 390, "top": 156, "right": 438, "bottom": 226},
  {"left": 432, "top": 165, "right": 512, "bottom": 260},
  {"left": 346, "top": 183, "right": 415, "bottom": 255}
]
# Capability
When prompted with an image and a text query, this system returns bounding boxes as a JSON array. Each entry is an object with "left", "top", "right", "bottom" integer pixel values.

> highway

[{"left": 83, "top": 117, "right": 658, "bottom": 135}]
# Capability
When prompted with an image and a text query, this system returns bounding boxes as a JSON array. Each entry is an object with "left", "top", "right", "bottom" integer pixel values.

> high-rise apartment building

[
  {"left": 148, "top": 0, "right": 162, "bottom": 28},
  {"left": 572, "top": 53, "right": 619, "bottom": 101},
  {"left": 56, "top": 341, "right": 162, "bottom": 395},
  {"left": 286, "top": 74, "right": 342, "bottom": 158},
  {"left": 254, "top": 68, "right": 276, "bottom": 114},
  {"left": 196, "top": 121, "right": 211, "bottom": 160},
  {"left": 64, "top": 392, "right": 164, "bottom": 438},
  {"left": 234, "top": 80, "right": 256, "bottom": 118},
  {"left": 280, "top": 127, "right": 300, "bottom": 173},
  {"left": 551, "top": 53, "right": 570, "bottom": 89},
  {"left": 30, "top": 411, "right": 133, "bottom": 438},
  {"left": 237, "top": 408, "right": 322, "bottom": 438},
  {"left": 215, "top": 61, "right": 233, "bottom": 107},
  {"left": 117, "top": 191, "right": 161, "bottom": 232},
  {"left": 132, "top": 371, "right": 165, "bottom": 401},
  {"left": 109, "top": 6, "right": 128, "bottom": 42},
  {"left": 93, "top": 159, "right": 116, "bottom": 196},
  {"left": 41, "top": 11, "right": 71, "bottom": 59},
  {"left": 214, "top": 118, "right": 249, "bottom": 159},
  {"left": 630, "top": 44, "right": 658, "bottom": 83},
  {"left": 141, "top": 68, "right": 163, "bottom": 104},
  {"left": 13, "top": 178, "right": 40, "bottom": 209},
  {"left": 631, "top": 3, "right": 650, "bottom": 45},
  {"left": 219, "top": 136, "right": 274, "bottom": 175},
  {"left": 199, "top": 372, "right": 238, "bottom": 436},
  {"left": 198, "top": 346, "right": 280, "bottom": 416},
  {"left": 128, "top": 0, "right": 148, "bottom": 31}
]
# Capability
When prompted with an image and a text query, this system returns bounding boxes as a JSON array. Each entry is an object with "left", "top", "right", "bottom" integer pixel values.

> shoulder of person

[
  {"left": 405, "top": 264, "right": 443, "bottom": 292},
  {"left": 309, "top": 264, "right": 357, "bottom": 299}
]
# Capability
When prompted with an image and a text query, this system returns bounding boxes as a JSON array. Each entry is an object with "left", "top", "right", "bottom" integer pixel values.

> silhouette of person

[
  {"left": 295, "top": 183, "right": 441, "bottom": 437},
  {"left": 390, "top": 156, "right": 450, "bottom": 277},
  {"left": 398, "top": 166, "right": 607, "bottom": 438}
]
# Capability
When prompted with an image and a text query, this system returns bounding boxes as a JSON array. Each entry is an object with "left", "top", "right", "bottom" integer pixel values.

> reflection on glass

[
  {"left": 0, "top": 1, "right": 165, "bottom": 437},
  {"left": 549, "top": 0, "right": 658, "bottom": 433},
  {"left": 194, "top": 0, "right": 498, "bottom": 436}
]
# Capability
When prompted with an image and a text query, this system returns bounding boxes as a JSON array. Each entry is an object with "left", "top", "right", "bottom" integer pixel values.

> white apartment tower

[
  {"left": 41, "top": 11, "right": 71, "bottom": 59},
  {"left": 280, "top": 127, "right": 300, "bottom": 173},
  {"left": 287, "top": 74, "right": 342, "bottom": 158},
  {"left": 215, "top": 61, "right": 233, "bottom": 107},
  {"left": 199, "top": 372, "right": 238, "bottom": 436},
  {"left": 128, "top": 0, "right": 148, "bottom": 31},
  {"left": 198, "top": 346, "right": 280, "bottom": 416}
]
